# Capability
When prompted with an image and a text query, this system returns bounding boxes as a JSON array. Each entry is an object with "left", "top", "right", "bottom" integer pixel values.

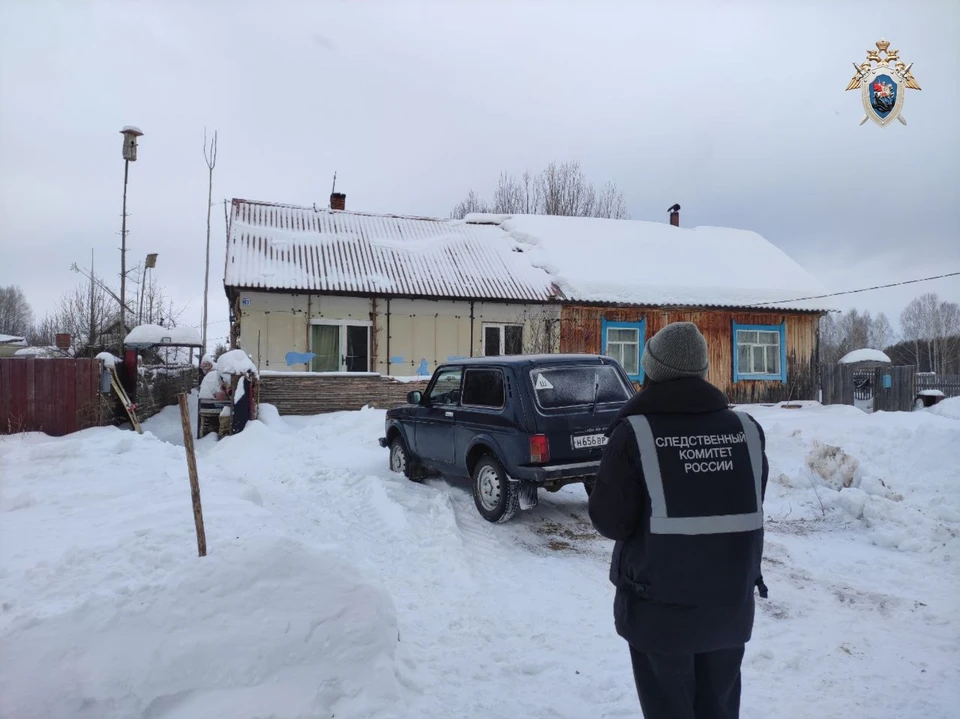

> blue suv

[{"left": 379, "top": 354, "right": 635, "bottom": 523}]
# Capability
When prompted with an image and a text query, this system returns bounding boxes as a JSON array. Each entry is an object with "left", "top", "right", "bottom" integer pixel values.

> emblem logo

[{"left": 845, "top": 38, "right": 921, "bottom": 127}]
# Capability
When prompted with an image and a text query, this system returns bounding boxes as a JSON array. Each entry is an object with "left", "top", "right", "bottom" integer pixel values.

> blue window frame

[
  {"left": 601, "top": 318, "right": 646, "bottom": 382},
  {"left": 732, "top": 321, "right": 787, "bottom": 383}
]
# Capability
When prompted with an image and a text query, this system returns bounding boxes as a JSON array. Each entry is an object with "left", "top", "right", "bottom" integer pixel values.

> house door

[{"left": 310, "top": 323, "right": 370, "bottom": 372}]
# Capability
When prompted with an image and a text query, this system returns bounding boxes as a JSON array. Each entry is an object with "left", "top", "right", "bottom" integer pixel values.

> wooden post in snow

[{"left": 178, "top": 392, "right": 207, "bottom": 557}]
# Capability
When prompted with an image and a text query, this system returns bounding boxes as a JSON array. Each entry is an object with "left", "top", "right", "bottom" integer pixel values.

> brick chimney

[
  {"left": 668, "top": 203, "right": 681, "bottom": 227},
  {"left": 330, "top": 192, "right": 346, "bottom": 211}
]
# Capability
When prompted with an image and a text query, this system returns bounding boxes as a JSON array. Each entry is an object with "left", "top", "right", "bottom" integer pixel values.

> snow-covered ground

[{"left": 1, "top": 397, "right": 958, "bottom": 718}]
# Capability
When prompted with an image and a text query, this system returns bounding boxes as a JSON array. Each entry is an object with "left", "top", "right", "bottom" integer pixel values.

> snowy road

[{"left": 1, "top": 398, "right": 958, "bottom": 718}]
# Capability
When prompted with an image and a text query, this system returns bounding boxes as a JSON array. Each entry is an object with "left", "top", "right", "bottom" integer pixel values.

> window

[
  {"left": 426, "top": 367, "right": 463, "bottom": 405},
  {"left": 310, "top": 321, "right": 371, "bottom": 373},
  {"left": 482, "top": 324, "right": 523, "bottom": 356},
  {"left": 530, "top": 365, "right": 632, "bottom": 410},
  {"left": 462, "top": 369, "right": 505, "bottom": 408},
  {"left": 733, "top": 322, "right": 786, "bottom": 383},
  {"left": 601, "top": 318, "right": 646, "bottom": 381}
]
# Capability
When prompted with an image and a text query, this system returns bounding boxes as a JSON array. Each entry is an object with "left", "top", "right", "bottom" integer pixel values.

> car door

[{"left": 415, "top": 366, "right": 463, "bottom": 466}]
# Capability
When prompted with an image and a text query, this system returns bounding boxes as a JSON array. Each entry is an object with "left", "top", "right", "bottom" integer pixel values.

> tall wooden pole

[
  {"left": 178, "top": 393, "right": 207, "bottom": 557},
  {"left": 120, "top": 159, "right": 129, "bottom": 349}
]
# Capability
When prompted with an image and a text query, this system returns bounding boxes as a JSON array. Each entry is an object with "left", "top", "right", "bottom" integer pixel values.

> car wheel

[
  {"left": 584, "top": 480, "right": 595, "bottom": 497},
  {"left": 472, "top": 455, "right": 520, "bottom": 524},
  {"left": 390, "top": 436, "right": 424, "bottom": 483}
]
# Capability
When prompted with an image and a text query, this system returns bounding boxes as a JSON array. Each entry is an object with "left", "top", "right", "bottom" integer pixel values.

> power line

[{"left": 749, "top": 271, "right": 960, "bottom": 308}]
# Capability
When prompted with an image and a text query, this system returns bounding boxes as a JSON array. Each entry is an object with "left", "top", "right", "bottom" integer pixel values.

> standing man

[{"left": 589, "top": 322, "right": 768, "bottom": 719}]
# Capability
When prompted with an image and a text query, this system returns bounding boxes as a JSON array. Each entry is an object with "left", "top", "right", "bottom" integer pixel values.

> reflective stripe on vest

[{"left": 627, "top": 412, "right": 764, "bottom": 536}]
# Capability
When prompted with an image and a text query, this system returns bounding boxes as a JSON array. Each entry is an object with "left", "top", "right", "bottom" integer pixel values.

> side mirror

[{"left": 407, "top": 390, "right": 423, "bottom": 405}]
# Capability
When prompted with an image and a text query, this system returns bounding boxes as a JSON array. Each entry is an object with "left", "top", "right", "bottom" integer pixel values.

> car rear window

[{"left": 530, "top": 365, "right": 631, "bottom": 409}]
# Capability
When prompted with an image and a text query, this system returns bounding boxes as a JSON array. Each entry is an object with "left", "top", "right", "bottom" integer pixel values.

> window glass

[
  {"left": 427, "top": 368, "right": 463, "bottom": 404},
  {"left": 504, "top": 325, "right": 523, "bottom": 355},
  {"left": 484, "top": 326, "right": 501, "bottom": 356},
  {"left": 462, "top": 369, "right": 505, "bottom": 408},
  {"left": 605, "top": 326, "right": 640, "bottom": 376},
  {"left": 736, "top": 328, "right": 781, "bottom": 375},
  {"left": 531, "top": 365, "right": 631, "bottom": 409}
]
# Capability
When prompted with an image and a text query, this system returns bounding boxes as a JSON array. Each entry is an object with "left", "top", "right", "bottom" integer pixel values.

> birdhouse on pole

[{"left": 120, "top": 126, "right": 143, "bottom": 162}]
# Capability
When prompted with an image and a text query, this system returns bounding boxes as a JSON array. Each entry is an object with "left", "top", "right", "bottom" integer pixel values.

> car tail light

[{"left": 530, "top": 434, "right": 550, "bottom": 464}]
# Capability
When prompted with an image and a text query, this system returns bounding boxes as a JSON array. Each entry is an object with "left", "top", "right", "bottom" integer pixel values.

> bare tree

[
  {"left": 450, "top": 160, "right": 631, "bottom": 220},
  {"left": 0, "top": 285, "right": 33, "bottom": 336},
  {"left": 27, "top": 314, "right": 59, "bottom": 346},
  {"left": 820, "top": 309, "right": 897, "bottom": 364},
  {"left": 869, "top": 312, "right": 896, "bottom": 351},
  {"left": 202, "top": 128, "right": 218, "bottom": 355},
  {"left": 449, "top": 189, "right": 490, "bottom": 219},
  {"left": 53, "top": 281, "right": 112, "bottom": 353}
]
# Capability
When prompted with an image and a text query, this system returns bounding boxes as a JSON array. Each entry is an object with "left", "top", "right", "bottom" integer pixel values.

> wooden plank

[
  {"left": 178, "top": 394, "right": 207, "bottom": 557},
  {"left": 60, "top": 358, "right": 77, "bottom": 435}
]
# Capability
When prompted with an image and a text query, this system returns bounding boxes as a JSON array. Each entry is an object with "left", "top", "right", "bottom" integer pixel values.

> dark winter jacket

[{"left": 588, "top": 376, "right": 768, "bottom": 654}]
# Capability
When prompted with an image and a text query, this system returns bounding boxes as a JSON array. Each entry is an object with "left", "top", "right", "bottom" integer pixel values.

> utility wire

[{"left": 748, "top": 271, "right": 960, "bottom": 308}]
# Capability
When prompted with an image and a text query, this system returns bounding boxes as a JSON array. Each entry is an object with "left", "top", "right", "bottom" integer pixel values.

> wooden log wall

[
  {"left": 560, "top": 305, "right": 821, "bottom": 404},
  {"left": 258, "top": 374, "right": 430, "bottom": 415}
]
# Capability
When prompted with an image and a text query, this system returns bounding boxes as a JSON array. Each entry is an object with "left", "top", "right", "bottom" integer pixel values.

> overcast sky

[{"left": 2, "top": 0, "right": 958, "bottom": 346}]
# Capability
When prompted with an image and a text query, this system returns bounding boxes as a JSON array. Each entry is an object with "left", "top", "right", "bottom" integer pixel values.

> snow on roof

[
  {"left": 467, "top": 214, "right": 831, "bottom": 311},
  {"left": 13, "top": 346, "right": 60, "bottom": 357},
  {"left": 224, "top": 199, "right": 558, "bottom": 302},
  {"left": 216, "top": 349, "right": 259, "bottom": 377},
  {"left": 223, "top": 199, "right": 829, "bottom": 311},
  {"left": 124, "top": 324, "right": 202, "bottom": 347},
  {"left": 0, "top": 333, "right": 27, "bottom": 346},
  {"left": 839, "top": 348, "right": 893, "bottom": 365}
]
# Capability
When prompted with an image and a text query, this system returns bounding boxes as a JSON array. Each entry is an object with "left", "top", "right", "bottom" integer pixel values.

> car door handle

[{"left": 444, "top": 411, "right": 454, "bottom": 418}]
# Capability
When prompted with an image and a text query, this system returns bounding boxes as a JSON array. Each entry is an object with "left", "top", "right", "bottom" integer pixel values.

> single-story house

[
  {"left": 464, "top": 212, "right": 831, "bottom": 404},
  {"left": 224, "top": 194, "right": 829, "bottom": 412}
]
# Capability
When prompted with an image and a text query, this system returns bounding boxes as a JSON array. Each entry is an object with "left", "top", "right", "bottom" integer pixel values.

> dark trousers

[{"left": 629, "top": 645, "right": 745, "bottom": 719}]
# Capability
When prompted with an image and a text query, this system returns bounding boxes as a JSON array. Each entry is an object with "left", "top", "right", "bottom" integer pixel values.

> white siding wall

[{"left": 235, "top": 291, "right": 560, "bottom": 375}]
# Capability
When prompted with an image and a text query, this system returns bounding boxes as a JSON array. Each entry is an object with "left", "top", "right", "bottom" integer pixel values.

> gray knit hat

[{"left": 641, "top": 322, "right": 709, "bottom": 383}]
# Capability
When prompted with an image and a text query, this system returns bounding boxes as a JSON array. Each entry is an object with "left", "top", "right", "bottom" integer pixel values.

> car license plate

[{"left": 572, "top": 433, "right": 608, "bottom": 450}]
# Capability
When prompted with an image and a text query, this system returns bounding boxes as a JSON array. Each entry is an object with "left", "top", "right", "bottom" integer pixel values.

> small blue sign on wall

[{"left": 882, "top": 374, "right": 892, "bottom": 389}]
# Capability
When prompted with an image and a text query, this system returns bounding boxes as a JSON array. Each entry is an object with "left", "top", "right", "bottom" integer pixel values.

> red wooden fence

[{"left": 0, "top": 358, "right": 104, "bottom": 436}]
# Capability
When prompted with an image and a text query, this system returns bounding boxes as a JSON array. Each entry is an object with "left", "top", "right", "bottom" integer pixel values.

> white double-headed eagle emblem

[{"left": 845, "top": 38, "right": 921, "bottom": 128}]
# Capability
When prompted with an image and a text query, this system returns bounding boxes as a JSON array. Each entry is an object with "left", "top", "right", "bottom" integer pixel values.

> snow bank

[
  {"left": 839, "top": 348, "right": 892, "bottom": 365},
  {"left": 216, "top": 349, "right": 259, "bottom": 377},
  {"left": 742, "top": 403, "right": 960, "bottom": 553},
  {"left": 125, "top": 324, "right": 202, "bottom": 346},
  {"left": 926, "top": 396, "right": 960, "bottom": 420},
  {"left": 0, "top": 427, "right": 405, "bottom": 719}
]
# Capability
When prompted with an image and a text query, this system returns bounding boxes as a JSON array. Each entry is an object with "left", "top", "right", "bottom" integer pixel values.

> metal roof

[{"left": 224, "top": 199, "right": 559, "bottom": 302}]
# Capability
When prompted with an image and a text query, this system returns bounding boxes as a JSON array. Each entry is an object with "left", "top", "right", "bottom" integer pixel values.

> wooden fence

[
  {"left": 916, "top": 373, "right": 960, "bottom": 398},
  {"left": 821, "top": 364, "right": 916, "bottom": 412},
  {"left": 0, "top": 358, "right": 105, "bottom": 436}
]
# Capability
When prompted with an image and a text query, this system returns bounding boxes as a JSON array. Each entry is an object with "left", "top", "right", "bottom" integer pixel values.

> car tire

[
  {"left": 389, "top": 436, "right": 424, "bottom": 483},
  {"left": 472, "top": 455, "right": 520, "bottom": 524},
  {"left": 584, "top": 480, "right": 595, "bottom": 498}
]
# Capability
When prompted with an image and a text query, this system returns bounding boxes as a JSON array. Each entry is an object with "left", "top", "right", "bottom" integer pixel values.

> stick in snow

[{"left": 178, "top": 393, "right": 207, "bottom": 557}]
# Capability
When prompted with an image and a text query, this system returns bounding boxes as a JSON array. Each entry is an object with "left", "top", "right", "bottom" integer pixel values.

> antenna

[{"left": 331, "top": 171, "right": 337, "bottom": 195}]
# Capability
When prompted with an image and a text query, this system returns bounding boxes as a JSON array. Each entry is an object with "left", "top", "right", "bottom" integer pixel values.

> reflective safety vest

[
  {"left": 613, "top": 410, "right": 764, "bottom": 606},
  {"left": 626, "top": 411, "right": 764, "bottom": 536}
]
